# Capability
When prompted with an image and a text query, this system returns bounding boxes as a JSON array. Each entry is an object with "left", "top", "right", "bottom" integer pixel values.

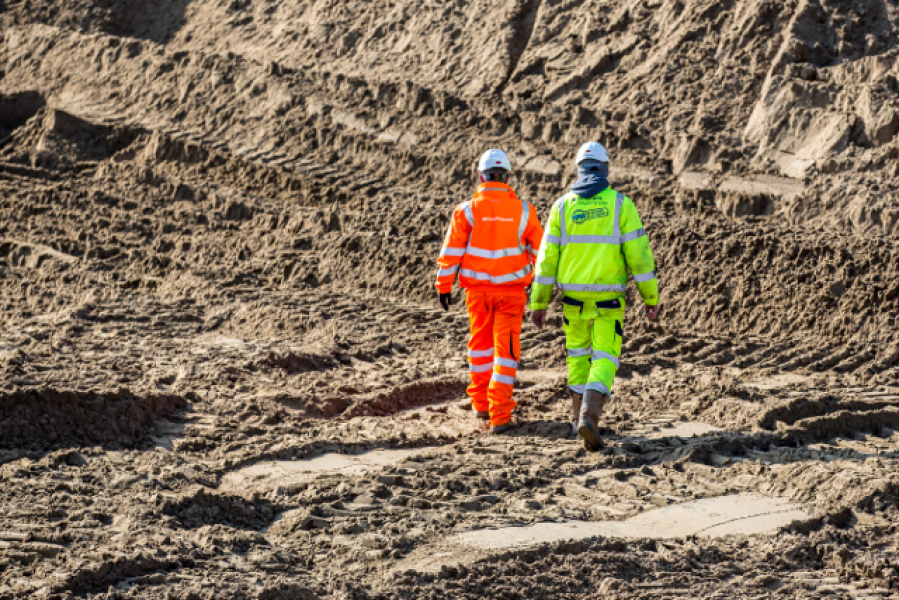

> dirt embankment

[
  {"left": 1, "top": 0, "right": 899, "bottom": 599},
  {"left": 4, "top": 0, "right": 899, "bottom": 233}
]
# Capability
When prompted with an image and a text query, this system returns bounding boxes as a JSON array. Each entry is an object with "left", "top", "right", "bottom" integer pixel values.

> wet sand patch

[
  {"left": 221, "top": 447, "right": 443, "bottom": 492},
  {"left": 640, "top": 421, "right": 722, "bottom": 439},
  {"left": 454, "top": 493, "right": 807, "bottom": 550},
  {"left": 625, "top": 417, "right": 723, "bottom": 440}
]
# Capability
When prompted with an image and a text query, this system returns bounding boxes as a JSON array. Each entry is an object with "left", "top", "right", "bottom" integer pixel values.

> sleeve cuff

[{"left": 528, "top": 303, "right": 549, "bottom": 311}]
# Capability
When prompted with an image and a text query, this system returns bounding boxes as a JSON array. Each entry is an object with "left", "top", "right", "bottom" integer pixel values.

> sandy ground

[{"left": 2, "top": 0, "right": 899, "bottom": 598}]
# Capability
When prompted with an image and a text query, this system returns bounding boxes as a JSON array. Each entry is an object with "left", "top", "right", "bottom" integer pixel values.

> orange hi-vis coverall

[{"left": 436, "top": 182, "right": 544, "bottom": 426}]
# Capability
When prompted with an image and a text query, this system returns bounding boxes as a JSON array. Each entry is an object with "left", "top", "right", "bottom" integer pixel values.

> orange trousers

[{"left": 465, "top": 290, "right": 527, "bottom": 426}]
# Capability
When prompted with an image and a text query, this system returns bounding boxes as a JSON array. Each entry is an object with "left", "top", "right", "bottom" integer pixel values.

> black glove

[{"left": 439, "top": 292, "right": 452, "bottom": 311}]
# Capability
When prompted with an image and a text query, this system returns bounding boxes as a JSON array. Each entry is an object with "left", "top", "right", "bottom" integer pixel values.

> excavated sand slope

[{"left": 1, "top": 1, "right": 899, "bottom": 599}]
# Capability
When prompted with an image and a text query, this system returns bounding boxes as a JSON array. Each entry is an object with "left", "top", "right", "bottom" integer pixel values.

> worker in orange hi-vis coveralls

[{"left": 435, "top": 149, "right": 544, "bottom": 434}]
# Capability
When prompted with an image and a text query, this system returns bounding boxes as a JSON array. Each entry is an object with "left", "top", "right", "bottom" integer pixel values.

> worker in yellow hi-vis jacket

[{"left": 529, "top": 142, "right": 660, "bottom": 452}]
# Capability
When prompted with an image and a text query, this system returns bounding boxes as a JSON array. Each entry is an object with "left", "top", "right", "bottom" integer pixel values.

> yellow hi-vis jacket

[{"left": 529, "top": 187, "right": 659, "bottom": 310}]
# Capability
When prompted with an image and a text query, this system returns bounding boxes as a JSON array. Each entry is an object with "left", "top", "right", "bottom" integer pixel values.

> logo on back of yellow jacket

[{"left": 571, "top": 206, "right": 609, "bottom": 224}]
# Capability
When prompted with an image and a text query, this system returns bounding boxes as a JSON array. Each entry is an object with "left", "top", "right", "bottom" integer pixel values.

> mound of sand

[{"left": 1, "top": 1, "right": 899, "bottom": 598}]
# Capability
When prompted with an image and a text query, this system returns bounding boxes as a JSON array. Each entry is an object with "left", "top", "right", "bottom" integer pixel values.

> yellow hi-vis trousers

[{"left": 562, "top": 297, "right": 624, "bottom": 396}]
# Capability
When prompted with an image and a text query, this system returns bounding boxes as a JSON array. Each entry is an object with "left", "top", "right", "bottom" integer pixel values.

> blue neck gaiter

[{"left": 570, "top": 159, "right": 609, "bottom": 199}]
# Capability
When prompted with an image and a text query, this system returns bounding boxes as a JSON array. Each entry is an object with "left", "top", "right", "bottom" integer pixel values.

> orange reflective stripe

[
  {"left": 465, "top": 246, "right": 525, "bottom": 259},
  {"left": 459, "top": 265, "right": 532, "bottom": 285},
  {"left": 491, "top": 373, "right": 515, "bottom": 385}
]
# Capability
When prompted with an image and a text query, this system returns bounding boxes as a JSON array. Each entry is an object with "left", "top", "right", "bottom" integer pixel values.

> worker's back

[{"left": 437, "top": 181, "right": 542, "bottom": 293}]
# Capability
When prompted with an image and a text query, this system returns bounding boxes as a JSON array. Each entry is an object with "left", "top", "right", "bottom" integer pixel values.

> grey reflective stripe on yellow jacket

[
  {"left": 559, "top": 283, "right": 627, "bottom": 293},
  {"left": 530, "top": 187, "right": 659, "bottom": 310}
]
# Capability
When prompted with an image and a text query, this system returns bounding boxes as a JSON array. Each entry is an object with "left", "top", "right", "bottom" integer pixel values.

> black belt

[{"left": 562, "top": 297, "right": 621, "bottom": 310}]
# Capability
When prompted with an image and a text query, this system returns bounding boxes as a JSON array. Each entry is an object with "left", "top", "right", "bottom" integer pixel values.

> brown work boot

[
  {"left": 577, "top": 390, "right": 608, "bottom": 451},
  {"left": 569, "top": 391, "right": 582, "bottom": 436}
]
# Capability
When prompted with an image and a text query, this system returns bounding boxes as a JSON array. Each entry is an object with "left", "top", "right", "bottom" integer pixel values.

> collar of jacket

[{"left": 476, "top": 181, "right": 514, "bottom": 194}]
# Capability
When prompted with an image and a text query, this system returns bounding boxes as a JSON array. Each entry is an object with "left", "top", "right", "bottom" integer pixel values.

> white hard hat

[
  {"left": 575, "top": 141, "right": 610, "bottom": 165},
  {"left": 478, "top": 149, "right": 512, "bottom": 172}
]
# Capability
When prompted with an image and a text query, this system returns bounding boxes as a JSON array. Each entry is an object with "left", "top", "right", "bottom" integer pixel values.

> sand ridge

[{"left": 1, "top": 0, "right": 899, "bottom": 598}]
